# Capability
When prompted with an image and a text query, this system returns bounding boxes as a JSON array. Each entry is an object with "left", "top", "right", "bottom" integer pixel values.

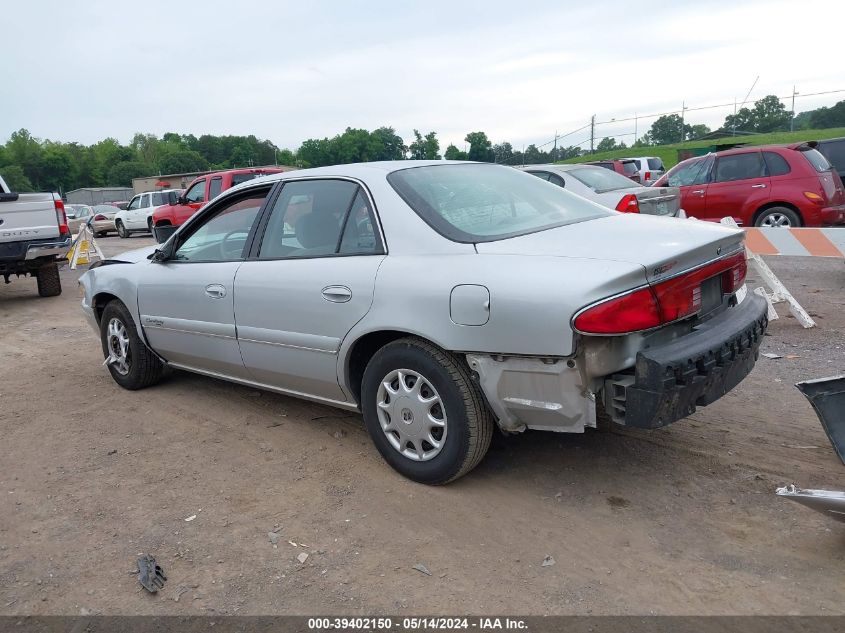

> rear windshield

[
  {"left": 647, "top": 158, "right": 664, "bottom": 170},
  {"left": 232, "top": 173, "right": 264, "bottom": 186},
  {"left": 622, "top": 161, "right": 638, "bottom": 175},
  {"left": 567, "top": 166, "right": 638, "bottom": 192},
  {"left": 800, "top": 148, "right": 832, "bottom": 173},
  {"left": 387, "top": 164, "right": 611, "bottom": 243}
]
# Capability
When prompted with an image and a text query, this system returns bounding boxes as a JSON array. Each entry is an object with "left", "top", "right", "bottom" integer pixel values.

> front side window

[
  {"left": 666, "top": 158, "right": 710, "bottom": 187},
  {"left": 173, "top": 188, "right": 268, "bottom": 262},
  {"left": 258, "top": 179, "right": 381, "bottom": 259},
  {"left": 387, "top": 164, "right": 610, "bottom": 243},
  {"left": 150, "top": 191, "right": 174, "bottom": 206},
  {"left": 127, "top": 196, "right": 141, "bottom": 211},
  {"left": 184, "top": 179, "right": 206, "bottom": 203},
  {"left": 568, "top": 166, "right": 636, "bottom": 192},
  {"left": 714, "top": 152, "right": 765, "bottom": 182}
]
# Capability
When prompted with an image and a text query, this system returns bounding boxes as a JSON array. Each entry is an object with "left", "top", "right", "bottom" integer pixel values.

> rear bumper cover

[
  {"left": 0, "top": 236, "right": 71, "bottom": 273},
  {"left": 820, "top": 204, "right": 845, "bottom": 226},
  {"left": 613, "top": 293, "right": 768, "bottom": 429}
]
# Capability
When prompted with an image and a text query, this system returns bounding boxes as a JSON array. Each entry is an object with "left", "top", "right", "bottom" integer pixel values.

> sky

[{"left": 1, "top": 0, "right": 843, "bottom": 152}]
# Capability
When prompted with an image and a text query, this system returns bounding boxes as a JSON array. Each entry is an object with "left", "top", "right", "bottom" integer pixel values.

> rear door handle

[
  {"left": 205, "top": 283, "right": 227, "bottom": 299},
  {"left": 751, "top": 183, "right": 767, "bottom": 189},
  {"left": 322, "top": 285, "right": 352, "bottom": 303}
]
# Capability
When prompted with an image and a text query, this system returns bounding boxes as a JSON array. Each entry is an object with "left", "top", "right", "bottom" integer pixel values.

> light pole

[
  {"left": 680, "top": 101, "right": 688, "bottom": 143},
  {"left": 791, "top": 86, "right": 799, "bottom": 132}
]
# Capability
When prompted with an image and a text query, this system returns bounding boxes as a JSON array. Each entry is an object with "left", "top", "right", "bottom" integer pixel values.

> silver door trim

[
  {"left": 236, "top": 324, "right": 339, "bottom": 354},
  {"left": 167, "top": 362, "right": 358, "bottom": 410},
  {"left": 237, "top": 337, "right": 338, "bottom": 355},
  {"left": 141, "top": 315, "right": 236, "bottom": 340}
]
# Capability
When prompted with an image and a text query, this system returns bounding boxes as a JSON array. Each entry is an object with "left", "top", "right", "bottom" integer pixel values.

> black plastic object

[
  {"left": 796, "top": 375, "right": 845, "bottom": 465},
  {"left": 137, "top": 554, "right": 167, "bottom": 593}
]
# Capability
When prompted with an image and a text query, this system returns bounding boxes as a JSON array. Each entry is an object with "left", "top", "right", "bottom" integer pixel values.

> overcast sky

[{"left": 2, "top": 0, "right": 843, "bottom": 151}]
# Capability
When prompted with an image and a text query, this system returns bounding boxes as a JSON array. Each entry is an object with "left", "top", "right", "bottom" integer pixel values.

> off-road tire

[
  {"left": 100, "top": 300, "right": 165, "bottom": 390},
  {"left": 116, "top": 220, "right": 128, "bottom": 238},
  {"left": 36, "top": 262, "right": 62, "bottom": 297},
  {"left": 361, "top": 337, "right": 493, "bottom": 485}
]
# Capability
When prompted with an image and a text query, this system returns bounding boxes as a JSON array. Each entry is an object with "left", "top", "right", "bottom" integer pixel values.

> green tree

[
  {"left": 409, "top": 130, "right": 440, "bottom": 160},
  {"left": 158, "top": 149, "right": 209, "bottom": 174},
  {"left": 370, "top": 127, "right": 406, "bottom": 160},
  {"left": 492, "top": 142, "right": 514, "bottom": 164},
  {"left": 596, "top": 137, "right": 618, "bottom": 152},
  {"left": 107, "top": 161, "right": 151, "bottom": 187},
  {"left": 809, "top": 100, "right": 845, "bottom": 129},
  {"left": 648, "top": 115, "right": 690, "bottom": 145},
  {"left": 464, "top": 131, "right": 494, "bottom": 162},
  {"left": 687, "top": 124, "right": 711, "bottom": 139},
  {"left": 40, "top": 143, "right": 78, "bottom": 192},
  {"left": 6, "top": 129, "right": 43, "bottom": 186},
  {"left": 723, "top": 95, "right": 791, "bottom": 133},
  {"left": 444, "top": 144, "right": 467, "bottom": 160},
  {"left": 0, "top": 165, "right": 34, "bottom": 191}
]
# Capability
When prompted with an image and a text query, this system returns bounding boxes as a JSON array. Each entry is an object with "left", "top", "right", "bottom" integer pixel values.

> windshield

[
  {"left": 387, "top": 164, "right": 611, "bottom": 243},
  {"left": 231, "top": 173, "right": 263, "bottom": 186},
  {"left": 567, "top": 166, "right": 638, "bottom": 192}
]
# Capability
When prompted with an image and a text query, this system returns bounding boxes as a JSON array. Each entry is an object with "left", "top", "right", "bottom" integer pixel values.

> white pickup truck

[{"left": 0, "top": 174, "right": 72, "bottom": 296}]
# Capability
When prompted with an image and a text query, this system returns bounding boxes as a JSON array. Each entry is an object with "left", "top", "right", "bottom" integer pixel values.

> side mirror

[{"left": 177, "top": 195, "right": 187, "bottom": 205}]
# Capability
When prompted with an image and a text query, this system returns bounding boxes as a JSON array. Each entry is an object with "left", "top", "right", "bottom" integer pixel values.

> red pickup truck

[{"left": 152, "top": 167, "right": 283, "bottom": 242}]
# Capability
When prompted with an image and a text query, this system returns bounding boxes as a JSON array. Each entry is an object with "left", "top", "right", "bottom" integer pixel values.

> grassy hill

[{"left": 559, "top": 127, "right": 845, "bottom": 169}]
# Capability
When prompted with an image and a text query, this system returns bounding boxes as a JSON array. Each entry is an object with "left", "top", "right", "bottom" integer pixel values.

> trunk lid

[
  {"left": 0, "top": 192, "right": 60, "bottom": 243},
  {"left": 475, "top": 213, "right": 744, "bottom": 284},
  {"left": 633, "top": 186, "right": 681, "bottom": 217}
]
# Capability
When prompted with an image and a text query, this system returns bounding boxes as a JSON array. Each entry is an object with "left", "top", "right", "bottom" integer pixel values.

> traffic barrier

[
  {"left": 67, "top": 224, "right": 104, "bottom": 269},
  {"left": 744, "top": 227, "right": 845, "bottom": 258}
]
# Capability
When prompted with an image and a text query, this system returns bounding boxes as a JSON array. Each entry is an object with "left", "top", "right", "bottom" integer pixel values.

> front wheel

[
  {"left": 755, "top": 207, "right": 801, "bottom": 227},
  {"left": 100, "top": 300, "right": 165, "bottom": 390},
  {"left": 361, "top": 337, "right": 493, "bottom": 485},
  {"left": 116, "top": 220, "right": 128, "bottom": 238}
]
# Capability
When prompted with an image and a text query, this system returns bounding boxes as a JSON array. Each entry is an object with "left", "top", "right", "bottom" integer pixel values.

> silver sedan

[
  {"left": 519, "top": 164, "right": 683, "bottom": 217},
  {"left": 79, "top": 161, "right": 767, "bottom": 484}
]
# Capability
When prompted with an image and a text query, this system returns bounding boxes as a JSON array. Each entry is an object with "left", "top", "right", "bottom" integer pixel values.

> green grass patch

[{"left": 559, "top": 127, "right": 845, "bottom": 169}]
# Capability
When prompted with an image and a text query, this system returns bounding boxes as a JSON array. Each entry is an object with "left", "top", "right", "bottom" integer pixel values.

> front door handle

[
  {"left": 205, "top": 283, "right": 227, "bottom": 299},
  {"left": 751, "top": 183, "right": 767, "bottom": 189},
  {"left": 690, "top": 189, "right": 705, "bottom": 195},
  {"left": 322, "top": 285, "right": 352, "bottom": 303}
]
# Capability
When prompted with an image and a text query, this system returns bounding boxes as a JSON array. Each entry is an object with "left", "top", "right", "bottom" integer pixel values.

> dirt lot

[{"left": 1, "top": 235, "right": 843, "bottom": 616}]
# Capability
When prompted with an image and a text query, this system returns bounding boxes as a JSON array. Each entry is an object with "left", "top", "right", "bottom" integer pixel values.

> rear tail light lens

[
  {"left": 803, "top": 191, "right": 824, "bottom": 204},
  {"left": 94, "top": 214, "right": 107, "bottom": 221},
  {"left": 574, "top": 251, "right": 747, "bottom": 334},
  {"left": 615, "top": 194, "right": 640, "bottom": 213},
  {"left": 55, "top": 199, "right": 69, "bottom": 236},
  {"left": 645, "top": 171, "right": 652, "bottom": 181}
]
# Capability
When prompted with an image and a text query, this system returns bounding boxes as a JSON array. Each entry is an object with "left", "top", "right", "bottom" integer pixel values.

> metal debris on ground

[
  {"left": 184, "top": 514, "right": 197, "bottom": 522},
  {"left": 761, "top": 353, "right": 782, "bottom": 360},
  {"left": 412, "top": 563, "right": 432, "bottom": 576},
  {"left": 796, "top": 375, "right": 845, "bottom": 464},
  {"left": 776, "top": 485, "right": 845, "bottom": 523},
  {"left": 173, "top": 586, "right": 189, "bottom": 602},
  {"left": 541, "top": 555, "right": 556, "bottom": 567},
  {"left": 137, "top": 554, "right": 167, "bottom": 593},
  {"left": 297, "top": 552, "right": 309, "bottom": 564}
]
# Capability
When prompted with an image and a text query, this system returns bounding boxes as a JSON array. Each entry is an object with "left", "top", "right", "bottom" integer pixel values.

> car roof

[{"left": 517, "top": 163, "right": 603, "bottom": 173}]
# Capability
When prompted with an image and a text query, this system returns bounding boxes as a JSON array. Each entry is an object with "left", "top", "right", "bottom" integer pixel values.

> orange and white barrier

[{"left": 744, "top": 228, "right": 845, "bottom": 258}]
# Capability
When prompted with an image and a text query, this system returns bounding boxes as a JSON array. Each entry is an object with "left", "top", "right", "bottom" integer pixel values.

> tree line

[{"left": 1, "top": 95, "right": 843, "bottom": 192}]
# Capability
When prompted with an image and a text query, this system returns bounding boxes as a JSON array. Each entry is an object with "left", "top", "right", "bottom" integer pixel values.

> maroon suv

[
  {"left": 653, "top": 144, "right": 845, "bottom": 227},
  {"left": 585, "top": 159, "right": 642, "bottom": 184}
]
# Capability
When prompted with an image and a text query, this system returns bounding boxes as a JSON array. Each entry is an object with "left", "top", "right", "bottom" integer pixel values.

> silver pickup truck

[{"left": 0, "top": 175, "right": 72, "bottom": 296}]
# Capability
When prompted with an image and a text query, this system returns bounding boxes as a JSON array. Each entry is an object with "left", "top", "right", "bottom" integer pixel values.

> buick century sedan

[{"left": 80, "top": 161, "right": 768, "bottom": 484}]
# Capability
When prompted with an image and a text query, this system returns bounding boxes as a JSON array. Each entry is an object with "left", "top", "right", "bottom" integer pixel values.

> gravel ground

[{"left": 0, "top": 235, "right": 843, "bottom": 615}]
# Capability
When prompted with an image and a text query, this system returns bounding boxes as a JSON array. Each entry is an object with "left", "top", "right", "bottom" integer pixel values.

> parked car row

[{"left": 585, "top": 156, "right": 666, "bottom": 186}]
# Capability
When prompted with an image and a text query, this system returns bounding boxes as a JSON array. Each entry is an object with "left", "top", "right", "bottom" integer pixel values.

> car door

[
  {"left": 666, "top": 157, "right": 712, "bottom": 219},
  {"left": 234, "top": 178, "right": 386, "bottom": 403},
  {"left": 706, "top": 151, "right": 771, "bottom": 224},
  {"left": 183, "top": 178, "right": 208, "bottom": 214},
  {"left": 131, "top": 194, "right": 149, "bottom": 229},
  {"left": 137, "top": 185, "right": 272, "bottom": 379},
  {"left": 124, "top": 195, "right": 141, "bottom": 226}
]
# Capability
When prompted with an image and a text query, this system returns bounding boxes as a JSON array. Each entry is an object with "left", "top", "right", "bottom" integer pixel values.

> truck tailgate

[{"left": 0, "top": 193, "right": 60, "bottom": 243}]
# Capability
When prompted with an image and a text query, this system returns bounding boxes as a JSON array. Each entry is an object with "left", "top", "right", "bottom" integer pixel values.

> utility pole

[
  {"left": 589, "top": 115, "right": 595, "bottom": 154},
  {"left": 522, "top": 144, "right": 525, "bottom": 167},
  {"left": 680, "top": 101, "right": 686, "bottom": 143},
  {"left": 791, "top": 86, "right": 799, "bottom": 132},
  {"left": 552, "top": 131, "right": 558, "bottom": 161},
  {"left": 634, "top": 112, "right": 638, "bottom": 144}
]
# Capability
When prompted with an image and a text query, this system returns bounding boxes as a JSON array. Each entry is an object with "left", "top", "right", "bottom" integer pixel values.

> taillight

[
  {"left": 94, "top": 214, "right": 107, "bottom": 221},
  {"left": 645, "top": 171, "right": 651, "bottom": 181},
  {"left": 615, "top": 194, "right": 640, "bottom": 213},
  {"left": 803, "top": 191, "right": 824, "bottom": 204},
  {"left": 55, "top": 198, "right": 69, "bottom": 236},
  {"left": 574, "top": 251, "right": 747, "bottom": 334}
]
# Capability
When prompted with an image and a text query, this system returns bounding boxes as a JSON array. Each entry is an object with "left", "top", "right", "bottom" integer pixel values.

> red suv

[
  {"left": 653, "top": 144, "right": 845, "bottom": 227},
  {"left": 585, "top": 159, "right": 642, "bottom": 184},
  {"left": 152, "top": 167, "right": 284, "bottom": 242}
]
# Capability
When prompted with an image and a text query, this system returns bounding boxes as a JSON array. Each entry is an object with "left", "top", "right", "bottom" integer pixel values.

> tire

[
  {"left": 361, "top": 337, "right": 493, "bottom": 484},
  {"left": 100, "top": 300, "right": 165, "bottom": 390},
  {"left": 147, "top": 218, "right": 153, "bottom": 233},
  {"left": 116, "top": 220, "right": 128, "bottom": 238},
  {"left": 36, "top": 262, "right": 62, "bottom": 297},
  {"left": 754, "top": 207, "right": 801, "bottom": 228}
]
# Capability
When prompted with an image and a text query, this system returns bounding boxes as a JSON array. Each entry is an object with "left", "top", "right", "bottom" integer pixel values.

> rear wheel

[
  {"left": 147, "top": 217, "right": 153, "bottom": 233},
  {"left": 361, "top": 337, "right": 493, "bottom": 484},
  {"left": 36, "top": 262, "right": 62, "bottom": 297},
  {"left": 755, "top": 207, "right": 801, "bottom": 227},
  {"left": 116, "top": 220, "right": 128, "bottom": 238},
  {"left": 100, "top": 300, "right": 165, "bottom": 390}
]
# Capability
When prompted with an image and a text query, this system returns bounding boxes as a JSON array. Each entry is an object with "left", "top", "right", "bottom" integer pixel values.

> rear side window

[
  {"left": 763, "top": 152, "right": 791, "bottom": 177},
  {"left": 714, "top": 153, "right": 765, "bottom": 182},
  {"left": 647, "top": 158, "right": 664, "bottom": 170},
  {"left": 622, "top": 162, "right": 638, "bottom": 175},
  {"left": 801, "top": 148, "right": 833, "bottom": 173},
  {"left": 209, "top": 177, "right": 223, "bottom": 200},
  {"left": 526, "top": 171, "right": 551, "bottom": 181}
]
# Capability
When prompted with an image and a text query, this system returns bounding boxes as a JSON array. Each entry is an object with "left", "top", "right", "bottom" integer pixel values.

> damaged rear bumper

[{"left": 605, "top": 293, "right": 768, "bottom": 428}]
